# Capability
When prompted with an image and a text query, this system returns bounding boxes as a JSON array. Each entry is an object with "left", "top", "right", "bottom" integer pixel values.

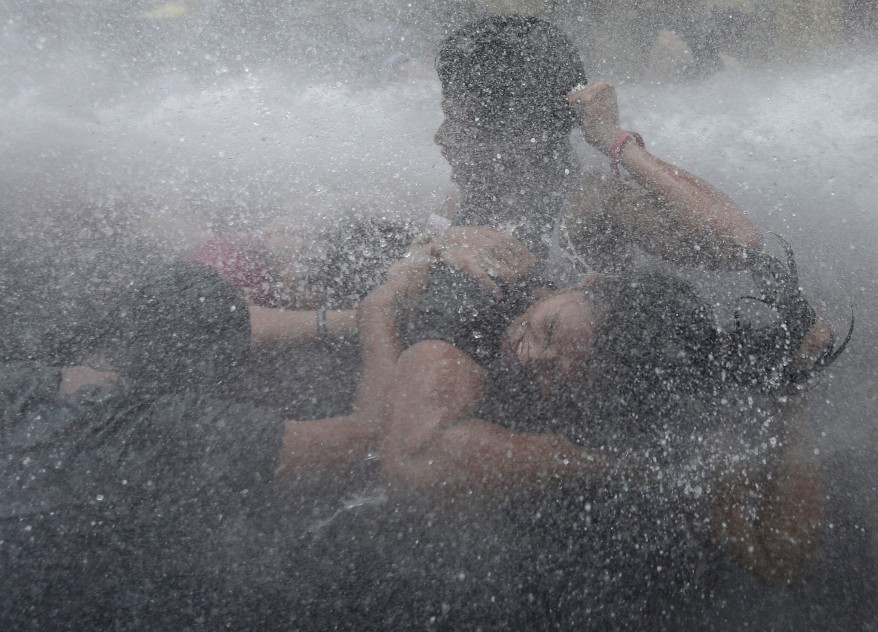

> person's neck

[{"left": 457, "top": 138, "right": 578, "bottom": 255}]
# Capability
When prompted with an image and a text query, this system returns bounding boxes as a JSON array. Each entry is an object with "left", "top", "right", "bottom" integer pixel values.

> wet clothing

[
  {"left": 0, "top": 364, "right": 284, "bottom": 629},
  {"left": 404, "top": 264, "right": 529, "bottom": 366},
  {"left": 399, "top": 264, "right": 786, "bottom": 629},
  {"left": 445, "top": 167, "right": 656, "bottom": 287},
  {"left": 0, "top": 362, "right": 118, "bottom": 629}
]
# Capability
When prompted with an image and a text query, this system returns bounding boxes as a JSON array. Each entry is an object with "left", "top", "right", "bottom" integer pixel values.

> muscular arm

[
  {"left": 277, "top": 249, "right": 434, "bottom": 480},
  {"left": 381, "top": 341, "right": 616, "bottom": 502},
  {"left": 614, "top": 141, "right": 763, "bottom": 266},
  {"left": 277, "top": 231, "right": 545, "bottom": 482},
  {"left": 568, "top": 82, "right": 762, "bottom": 269}
]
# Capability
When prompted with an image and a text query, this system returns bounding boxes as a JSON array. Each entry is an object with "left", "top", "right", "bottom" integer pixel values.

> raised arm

[
  {"left": 278, "top": 229, "right": 542, "bottom": 482},
  {"left": 353, "top": 227, "right": 538, "bottom": 420},
  {"left": 277, "top": 246, "right": 434, "bottom": 480},
  {"left": 567, "top": 82, "right": 763, "bottom": 269}
]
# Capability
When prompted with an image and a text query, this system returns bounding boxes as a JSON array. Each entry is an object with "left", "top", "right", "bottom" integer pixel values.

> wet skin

[
  {"left": 434, "top": 97, "right": 489, "bottom": 187},
  {"left": 501, "top": 289, "right": 595, "bottom": 396},
  {"left": 434, "top": 96, "right": 549, "bottom": 191}
]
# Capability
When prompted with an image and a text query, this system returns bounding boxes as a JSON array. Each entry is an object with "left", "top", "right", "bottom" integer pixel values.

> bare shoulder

[
  {"left": 390, "top": 341, "right": 489, "bottom": 430},
  {"left": 383, "top": 340, "right": 490, "bottom": 466},
  {"left": 396, "top": 340, "right": 488, "bottom": 391}
]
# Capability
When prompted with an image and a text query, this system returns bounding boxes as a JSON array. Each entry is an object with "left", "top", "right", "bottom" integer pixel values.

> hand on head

[{"left": 567, "top": 82, "right": 623, "bottom": 155}]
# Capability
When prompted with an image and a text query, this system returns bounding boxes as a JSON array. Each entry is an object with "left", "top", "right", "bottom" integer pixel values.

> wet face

[
  {"left": 434, "top": 96, "right": 496, "bottom": 188},
  {"left": 501, "top": 289, "right": 595, "bottom": 396},
  {"left": 434, "top": 94, "right": 567, "bottom": 227}
]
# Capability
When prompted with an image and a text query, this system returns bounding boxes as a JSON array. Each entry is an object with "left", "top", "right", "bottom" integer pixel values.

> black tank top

[{"left": 403, "top": 264, "right": 538, "bottom": 367}]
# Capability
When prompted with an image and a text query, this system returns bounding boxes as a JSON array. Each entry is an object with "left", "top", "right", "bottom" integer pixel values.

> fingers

[
  {"left": 456, "top": 256, "right": 504, "bottom": 298},
  {"left": 432, "top": 226, "right": 536, "bottom": 295},
  {"left": 566, "top": 81, "right": 613, "bottom": 105}
]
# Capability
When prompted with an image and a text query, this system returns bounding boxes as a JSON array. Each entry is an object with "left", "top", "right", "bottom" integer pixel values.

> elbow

[
  {"left": 725, "top": 213, "right": 763, "bottom": 251},
  {"left": 381, "top": 443, "right": 477, "bottom": 500},
  {"left": 381, "top": 452, "right": 439, "bottom": 497},
  {"left": 738, "top": 223, "right": 764, "bottom": 251}
]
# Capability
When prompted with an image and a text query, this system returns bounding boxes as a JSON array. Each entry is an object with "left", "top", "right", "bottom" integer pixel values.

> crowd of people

[{"left": 1, "top": 14, "right": 862, "bottom": 631}]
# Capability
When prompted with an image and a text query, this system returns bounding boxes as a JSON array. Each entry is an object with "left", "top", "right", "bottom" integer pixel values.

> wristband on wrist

[
  {"left": 424, "top": 212, "right": 453, "bottom": 240},
  {"left": 316, "top": 308, "right": 327, "bottom": 339},
  {"left": 610, "top": 130, "right": 645, "bottom": 176}
]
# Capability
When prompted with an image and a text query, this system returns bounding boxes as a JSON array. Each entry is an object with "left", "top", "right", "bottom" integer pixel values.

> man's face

[
  {"left": 434, "top": 96, "right": 495, "bottom": 189},
  {"left": 435, "top": 94, "right": 562, "bottom": 216}
]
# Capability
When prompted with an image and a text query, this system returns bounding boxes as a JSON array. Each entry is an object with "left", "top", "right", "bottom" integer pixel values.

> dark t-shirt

[
  {"left": 404, "top": 263, "right": 530, "bottom": 367},
  {"left": 0, "top": 364, "right": 284, "bottom": 629}
]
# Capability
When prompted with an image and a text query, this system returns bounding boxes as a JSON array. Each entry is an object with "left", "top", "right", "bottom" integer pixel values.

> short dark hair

[
  {"left": 437, "top": 16, "right": 586, "bottom": 138},
  {"left": 111, "top": 261, "right": 251, "bottom": 393}
]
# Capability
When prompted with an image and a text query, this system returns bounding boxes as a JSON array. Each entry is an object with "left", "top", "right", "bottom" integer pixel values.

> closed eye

[{"left": 545, "top": 318, "right": 557, "bottom": 348}]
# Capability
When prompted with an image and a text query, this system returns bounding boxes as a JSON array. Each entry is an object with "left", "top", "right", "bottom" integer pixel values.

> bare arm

[
  {"left": 711, "top": 398, "right": 823, "bottom": 583},
  {"left": 277, "top": 415, "right": 378, "bottom": 479},
  {"left": 277, "top": 230, "right": 539, "bottom": 482},
  {"left": 276, "top": 247, "right": 435, "bottom": 480},
  {"left": 353, "top": 228, "right": 536, "bottom": 420},
  {"left": 568, "top": 82, "right": 763, "bottom": 268},
  {"left": 381, "top": 341, "right": 616, "bottom": 502},
  {"left": 249, "top": 306, "right": 356, "bottom": 345}
]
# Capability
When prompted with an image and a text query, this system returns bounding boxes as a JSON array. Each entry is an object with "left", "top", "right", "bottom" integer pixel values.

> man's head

[
  {"left": 111, "top": 261, "right": 251, "bottom": 394},
  {"left": 436, "top": 16, "right": 586, "bottom": 141},
  {"left": 435, "top": 17, "right": 587, "bottom": 253}
]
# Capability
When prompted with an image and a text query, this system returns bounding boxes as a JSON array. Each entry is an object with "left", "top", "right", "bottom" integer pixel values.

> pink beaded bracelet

[{"left": 610, "top": 130, "right": 645, "bottom": 176}]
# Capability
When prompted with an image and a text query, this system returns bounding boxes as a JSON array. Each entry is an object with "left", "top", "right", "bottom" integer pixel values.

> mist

[{"left": 1, "top": 0, "right": 876, "bottom": 628}]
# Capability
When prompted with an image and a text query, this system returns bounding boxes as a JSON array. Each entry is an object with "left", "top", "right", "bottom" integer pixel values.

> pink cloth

[{"left": 186, "top": 234, "right": 276, "bottom": 307}]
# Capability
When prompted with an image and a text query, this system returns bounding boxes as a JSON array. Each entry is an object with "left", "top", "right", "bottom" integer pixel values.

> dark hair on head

[
  {"left": 585, "top": 271, "right": 720, "bottom": 428},
  {"left": 313, "top": 216, "right": 417, "bottom": 310},
  {"left": 437, "top": 16, "right": 586, "bottom": 137},
  {"left": 109, "top": 261, "right": 251, "bottom": 394},
  {"left": 584, "top": 256, "right": 850, "bottom": 429}
]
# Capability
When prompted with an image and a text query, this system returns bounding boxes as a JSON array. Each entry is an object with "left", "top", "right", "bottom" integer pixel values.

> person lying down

[
  {"left": 14, "top": 232, "right": 846, "bottom": 630},
  {"left": 282, "top": 226, "right": 846, "bottom": 586}
]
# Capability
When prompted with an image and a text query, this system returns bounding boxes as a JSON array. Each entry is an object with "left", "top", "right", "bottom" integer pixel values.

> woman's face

[{"left": 501, "top": 289, "right": 595, "bottom": 395}]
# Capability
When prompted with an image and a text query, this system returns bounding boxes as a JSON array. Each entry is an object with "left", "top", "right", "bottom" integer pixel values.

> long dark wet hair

[{"left": 582, "top": 247, "right": 851, "bottom": 432}]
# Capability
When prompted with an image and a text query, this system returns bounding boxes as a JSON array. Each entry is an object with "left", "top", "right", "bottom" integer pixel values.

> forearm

[
  {"left": 617, "top": 141, "right": 763, "bottom": 265},
  {"left": 59, "top": 365, "right": 119, "bottom": 394},
  {"left": 277, "top": 415, "right": 378, "bottom": 480},
  {"left": 568, "top": 82, "right": 762, "bottom": 268},
  {"left": 249, "top": 306, "right": 357, "bottom": 344},
  {"left": 387, "top": 420, "right": 617, "bottom": 501},
  {"left": 353, "top": 255, "right": 433, "bottom": 416},
  {"left": 713, "top": 402, "right": 823, "bottom": 582},
  {"left": 381, "top": 342, "right": 619, "bottom": 501}
]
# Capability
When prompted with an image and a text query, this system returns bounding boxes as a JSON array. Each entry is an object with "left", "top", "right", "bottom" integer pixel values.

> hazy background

[{"left": 1, "top": 0, "right": 876, "bottom": 622}]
